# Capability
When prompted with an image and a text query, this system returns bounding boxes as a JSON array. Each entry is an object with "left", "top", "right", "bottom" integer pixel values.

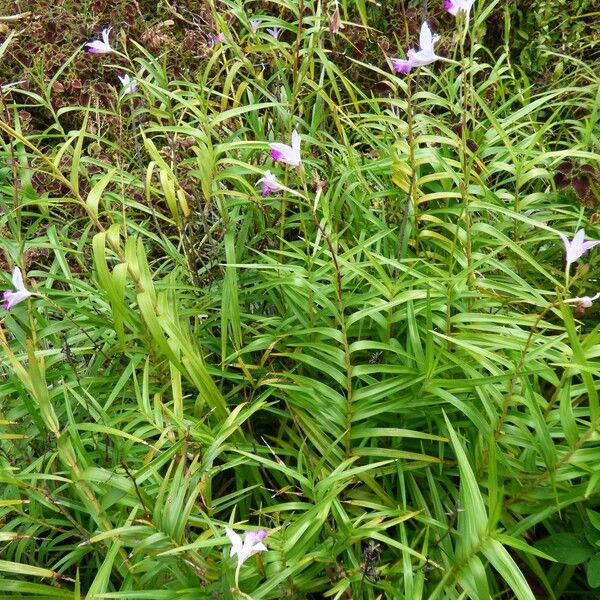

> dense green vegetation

[{"left": 1, "top": 1, "right": 599, "bottom": 598}]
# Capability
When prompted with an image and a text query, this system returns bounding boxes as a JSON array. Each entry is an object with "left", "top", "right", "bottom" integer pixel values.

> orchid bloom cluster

[
  {"left": 86, "top": 28, "right": 138, "bottom": 97},
  {"left": 2, "top": 267, "right": 32, "bottom": 311},
  {"left": 558, "top": 229, "right": 600, "bottom": 310},
  {"left": 226, "top": 527, "right": 268, "bottom": 586},
  {"left": 392, "top": 0, "right": 477, "bottom": 76},
  {"left": 254, "top": 130, "right": 302, "bottom": 197}
]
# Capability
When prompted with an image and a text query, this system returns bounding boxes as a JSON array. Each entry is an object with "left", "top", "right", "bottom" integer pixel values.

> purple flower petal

[
  {"left": 392, "top": 58, "right": 413, "bottom": 74},
  {"left": 271, "top": 149, "right": 284, "bottom": 162}
]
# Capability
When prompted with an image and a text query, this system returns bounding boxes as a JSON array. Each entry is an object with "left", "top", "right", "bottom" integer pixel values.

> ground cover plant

[{"left": 1, "top": 0, "right": 600, "bottom": 598}]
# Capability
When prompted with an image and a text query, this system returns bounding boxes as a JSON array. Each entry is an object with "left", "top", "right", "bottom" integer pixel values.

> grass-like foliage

[{"left": 1, "top": 1, "right": 600, "bottom": 598}]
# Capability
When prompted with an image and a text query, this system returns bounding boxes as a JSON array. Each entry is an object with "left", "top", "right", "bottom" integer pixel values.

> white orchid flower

[
  {"left": 558, "top": 229, "right": 600, "bottom": 273},
  {"left": 392, "top": 22, "right": 440, "bottom": 74},
  {"left": 257, "top": 170, "right": 284, "bottom": 197},
  {"left": 270, "top": 129, "right": 301, "bottom": 167},
  {"left": 85, "top": 27, "right": 114, "bottom": 54},
  {"left": 226, "top": 527, "right": 268, "bottom": 586},
  {"left": 444, "top": 0, "right": 476, "bottom": 17},
  {"left": 3, "top": 267, "right": 32, "bottom": 310},
  {"left": 118, "top": 74, "right": 138, "bottom": 95}
]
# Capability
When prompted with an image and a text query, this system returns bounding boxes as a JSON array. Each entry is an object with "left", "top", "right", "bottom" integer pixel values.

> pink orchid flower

[
  {"left": 392, "top": 22, "right": 440, "bottom": 74},
  {"left": 3, "top": 267, "right": 32, "bottom": 310},
  {"left": 270, "top": 129, "right": 301, "bottom": 167},
  {"left": 257, "top": 171, "right": 284, "bottom": 197},
  {"left": 85, "top": 27, "right": 114, "bottom": 54}
]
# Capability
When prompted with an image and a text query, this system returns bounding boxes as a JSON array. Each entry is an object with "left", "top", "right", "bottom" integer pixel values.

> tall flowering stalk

[{"left": 453, "top": 7, "right": 476, "bottom": 304}]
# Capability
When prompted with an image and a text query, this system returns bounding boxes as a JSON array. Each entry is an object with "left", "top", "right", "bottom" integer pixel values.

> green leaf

[
  {"left": 588, "top": 510, "right": 600, "bottom": 533},
  {"left": 0, "top": 560, "right": 60, "bottom": 579},
  {"left": 587, "top": 554, "right": 600, "bottom": 588},
  {"left": 535, "top": 534, "right": 594, "bottom": 565},
  {"left": 481, "top": 538, "right": 536, "bottom": 600},
  {"left": 443, "top": 413, "right": 487, "bottom": 553},
  {"left": 86, "top": 167, "right": 117, "bottom": 218}
]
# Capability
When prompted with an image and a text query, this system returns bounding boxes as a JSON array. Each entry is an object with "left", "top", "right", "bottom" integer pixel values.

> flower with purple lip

[
  {"left": 267, "top": 27, "right": 281, "bottom": 39},
  {"left": 444, "top": 0, "right": 476, "bottom": 17},
  {"left": 250, "top": 19, "right": 261, "bottom": 33},
  {"left": 270, "top": 130, "right": 301, "bottom": 167},
  {"left": 257, "top": 171, "right": 283, "bottom": 197},
  {"left": 3, "top": 267, "right": 32, "bottom": 310},
  {"left": 392, "top": 22, "right": 440, "bottom": 74},
  {"left": 85, "top": 27, "right": 114, "bottom": 54},
  {"left": 226, "top": 527, "right": 268, "bottom": 586},
  {"left": 558, "top": 229, "right": 600, "bottom": 274}
]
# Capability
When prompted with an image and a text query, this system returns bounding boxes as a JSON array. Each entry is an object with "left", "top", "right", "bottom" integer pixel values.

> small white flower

[
  {"left": 211, "top": 32, "right": 225, "bottom": 46},
  {"left": 444, "top": 0, "right": 476, "bottom": 17},
  {"left": 267, "top": 27, "right": 281, "bottom": 39},
  {"left": 250, "top": 19, "right": 261, "bottom": 33},
  {"left": 3, "top": 267, "right": 32, "bottom": 310},
  {"left": 226, "top": 527, "right": 268, "bottom": 586},
  {"left": 558, "top": 229, "right": 600, "bottom": 272},
  {"left": 85, "top": 27, "right": 114, "bottom": 54},
  {"left": 567, "top": 292, "right": 600, "bottom": 310},
  {"left": 256, "top": 171, "right": 284, "bottom": 197},
  {"left": 270, "top": 129, "right": 301, "bottom": 167},
  {"left": 118, "top": 74, "right": 138, "bottom": 95},
  {"left": 392, "top": 22, "right": 440, "bottom": 74}
]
